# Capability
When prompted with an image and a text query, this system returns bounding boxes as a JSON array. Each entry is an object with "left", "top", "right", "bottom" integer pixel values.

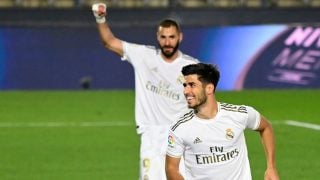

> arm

[
  {"left": 165, "top": 155, "right": 184, "bottom": 180},
  {"left": 256, "top": 116, "right": 279, "bottom": 180},
  {"left": 92, "top": 3, "right": 123, "bottom": 56}
]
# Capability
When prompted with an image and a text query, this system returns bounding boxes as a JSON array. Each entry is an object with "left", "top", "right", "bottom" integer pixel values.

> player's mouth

[
  {"left": 163, "top": 46, "right": 173, "bottom": 51},
  {"left": 164, "top": 49, "right": 173, "bottom": 53},
  {"left": 185, "top": 95, "right": 195, "bottom": 103}
]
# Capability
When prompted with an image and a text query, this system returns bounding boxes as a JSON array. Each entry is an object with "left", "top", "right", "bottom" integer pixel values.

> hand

[
  {"left": 92, "top": 3, "right": 107, "bottom": 23},
  {"left": 264, "top": 167, "right": 279, "bottom": 180}
]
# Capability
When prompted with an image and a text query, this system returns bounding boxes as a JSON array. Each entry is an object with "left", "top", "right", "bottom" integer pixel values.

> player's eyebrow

[{"left": 183, "top": 82, "right": 196, "bottom": 87}]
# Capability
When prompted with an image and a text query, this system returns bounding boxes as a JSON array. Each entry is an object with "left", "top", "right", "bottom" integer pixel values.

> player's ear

[
  {"left": 179, "top": 32, "right": 183, "bottom": 43},
  {"left": 206, "top": 84, "right": 214, "bottom": 95},
  {"left": 156, "top": 31, "right": 160, "bottom": 41}
]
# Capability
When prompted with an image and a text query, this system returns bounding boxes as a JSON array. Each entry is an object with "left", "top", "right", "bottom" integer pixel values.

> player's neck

[
  {"left": 195, "top": 97, "right": 218, "bottom": 120},
  {"left": 161, "top": 52, "right": 179, "bottom": 63}
]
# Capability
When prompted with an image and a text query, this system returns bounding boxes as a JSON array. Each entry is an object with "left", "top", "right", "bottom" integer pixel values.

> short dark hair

[
  {"left": 158, "top": 19, "right": 181, "bottom": 32},
  {"left": 182, "top": 63, "right": 220, "bottom": 91}
]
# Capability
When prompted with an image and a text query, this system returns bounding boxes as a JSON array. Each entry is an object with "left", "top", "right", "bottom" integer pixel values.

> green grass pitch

[{"left": 0, "top": 89, "right": 319, "bottom": 179}]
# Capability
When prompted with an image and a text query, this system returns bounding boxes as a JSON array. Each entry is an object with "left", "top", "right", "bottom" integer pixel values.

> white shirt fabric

[
  {"left": 167, "top": 102, "right": 261, "bottom": 180},
  {"left": 122, "top": 41, "right": 199, "bottom": 134}
]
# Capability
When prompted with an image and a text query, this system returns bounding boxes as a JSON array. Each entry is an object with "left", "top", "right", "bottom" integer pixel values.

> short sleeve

[
  {"left": 120, "top": 41, "right": 128, "bottom": 61},
  {"left": 246, "top": 106, "right": 261, "bottom": 130},
  {"left": 121, "top": 41, "right": 137, "bottom": 63},
  {"left": 166, "top": 129, "right": 185, "bottom": 158},
  {"left": 121, "top": 41, "right": 156, "bottom": 69}
]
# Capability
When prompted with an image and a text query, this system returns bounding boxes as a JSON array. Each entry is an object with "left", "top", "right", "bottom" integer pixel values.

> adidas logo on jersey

[{"left": 193, "top": 137, "right": 202, "bottom": 144}]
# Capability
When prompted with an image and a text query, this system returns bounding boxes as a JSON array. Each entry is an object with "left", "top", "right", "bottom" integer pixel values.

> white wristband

[
  {"left": 96, "top": 17, "right": 106, "bottom": 24},
  {"left": 92, "top": 3, "right": 107, "bottom": 24}
]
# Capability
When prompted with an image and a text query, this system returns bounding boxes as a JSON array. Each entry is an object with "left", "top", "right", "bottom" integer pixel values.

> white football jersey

[
  {"left": 167, "top": 102, "right": 261, "bottom": 180},
  {"left": 122, "top": 41, "right": 199, "bottom": 133}
]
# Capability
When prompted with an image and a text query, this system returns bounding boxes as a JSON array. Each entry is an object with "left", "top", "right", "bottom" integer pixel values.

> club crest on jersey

[
  {"left": 168, "top": 135, "right": 175, "bottom": 147},
  {"left": 177, "top": 74, "right": 185, "bottom": 84},
  {"left": 226, "top": 128, "right": 234, "bottom": 140}
]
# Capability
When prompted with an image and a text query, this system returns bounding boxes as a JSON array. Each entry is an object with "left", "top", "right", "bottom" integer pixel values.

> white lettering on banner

[
  {"left": 268, "top": 26, "right": 320, "bottom": 85},
  {"left": 285, "top": 26, "right": 320, "bottom": 48}
]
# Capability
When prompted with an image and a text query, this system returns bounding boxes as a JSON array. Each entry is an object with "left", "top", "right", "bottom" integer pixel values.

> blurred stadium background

[
  {"left": 0, "top": 0, "right": 319, "bottom": 179},
  {"left": 1, "top": 0, "right": 320, "bottom": 8}
]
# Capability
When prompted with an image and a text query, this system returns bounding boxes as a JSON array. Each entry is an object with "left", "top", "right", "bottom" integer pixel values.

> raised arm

[
  {"left": 256, "top": 116, "right": 280, "bottom": 180},
  {"left": 92, "top": 3, "right": 123, "bottom": 56}
]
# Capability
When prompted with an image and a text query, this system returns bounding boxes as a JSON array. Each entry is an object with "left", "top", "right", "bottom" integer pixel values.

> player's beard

[
  {"left": 159, "top": 41, "right": 180, "bottom": 58},
  {"left": 187, "top": 89, "right": 207, "bottom": 110}
]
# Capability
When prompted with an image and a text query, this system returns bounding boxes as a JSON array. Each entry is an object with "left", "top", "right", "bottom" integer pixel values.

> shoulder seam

[
  {"left": 220, "top": 103, "right": 248, "bottom": 114},
  {"left": 171, "top": 110, "right": 194, "bottom": 131}
]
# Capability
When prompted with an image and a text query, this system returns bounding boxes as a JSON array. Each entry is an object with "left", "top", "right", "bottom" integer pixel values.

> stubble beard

[
  {"left": 188, "top": 91, "right": 207, "bottom": 111},
  {"left": 159, "top": 41, "right": 180, "bottom": 58}
]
